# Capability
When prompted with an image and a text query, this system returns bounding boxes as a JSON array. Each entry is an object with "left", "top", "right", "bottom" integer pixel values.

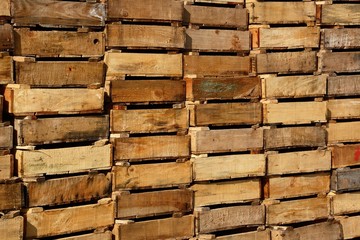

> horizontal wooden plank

[
  {"left": 0, "top": 0, "right": 10, "bottom": 18},
  {"left": 191, "top": 102, "right": 261, "bottom": 126},
  {"left": 115, "top": 189, "right": 193, "bottom": 219},
  {"left": 263, "top": 75, "right": 327, "bottom": 99},
  {"left": 264, "top": 127, "right": 326, "bottom": 150},
  {"left": 14, "top": 28, "right": 104, "bottom": 57},
  {"left": 184, "top": 55, "right": 250, "bottom": 77},
  {"left": 111, "top": 108, "right": 188, "bottom": 133},
  {"left": 0, "top": 125, "right": 13, "bottom": 149},
  {"left": 16, "top": 144, "right": 112, "bottom": 177},
  {"left": 332, "top": 168, "right": 360, "bottom": 192},
  {"left": 0, "top": 216, "right": 23, "bottom": 240},
  {"left": 186, "top": 77, "right": 261, "bottom": 101},
  {"left": 215, "top": 229, "right": 271, "bottom": 240},
  {"left": 321, "top": 4, "right": 360, "bottom": 25},
  {"left": 112, "top": 161, "right": 192, "bottom": 190},
  {"left": 0, "top": 95, "right": 2, "bottom": 121},
  {"left": 259, "top": 27, "right": 320, "bottom": 49},
  {"left": 328, "top": 75, "right": 360, "bottom": 97},
  {"left": 266, "top": 197, "right": 329, "bottom": 225},
  {"left": 338, "top": 215, "right": 360, "bottom": 239},
  {"left": 114, "top": 135, "right": 190, "bottom": 161},
  {"left": 12, "top": 0, "right": 105, "bottom": 27},
  {"left": 320, "top": 52, "right": 360, "bottom": 73},
  {"left": 332, "top": 192, "right": 360, "bottom": 215},
  {"left": 0, "top": 24, "right": 13, "bottom": 50},
  {"left": 267, "top": 150, "right": 331, "bottom": 176},
  {"left": 5, "top": 88, "right": 104, "bottom": 116},
  {"left": 26, "top": 173, "right": 111, "bottom": 207},
  {"left": 15, "top": 115, "right": 109, "bottom": 146},
  {"left": 197, "top": 205, "right": 265, "bottom": 234},
  {"left": 193, "top": 0, "right": 244, "bottom": 4},
  {"left": 15, "top": 61, "right": 104, "bottom": 87},
  {"left": 111, "top": 80, "right": 185, "bottom": 103},
  {"left": 0, "top": 154, "right": 13, "bottom": 180},
  {"left": 323, "top": 28, "right": 360, "bottom": 50},
  {"left": 257, "top": 51, "right": 317, "bottom": 74},
  {"left": 26, "top": 199, "right": 114, "bottom": 238},
  {"left": 107, "top": 0, "right": 183, "bottom": 22},
  {"left": 113, "top": 215, "right": 194, "bottom": 240},
  {"left": 190, "top": 128, "right": 263, "bottom": 154},
  {"left": 0, "top": 182, "right": 23, "bottom": 211},
  {"left": 0, "top": 54, "right": 13, "bottom": 84},
  {"left": 192, "top": 179, "right": 261, "bottom": 207},
  {"left": 331, "top": 144, "right": 360, "bottom": 169},
  {"left": 105, "top": 52, "right": 182, "bottom": 78},
  {"left": 193, "top": 154, "right": 265, "bottom": 181},
  {"left": 55, "top": 231, "right": 112, "bottom": 240},
  {"left": 263, "top": 101, "right": 327, "bottom": 125},
  {"left": 327, "top": 122, "right": 360, "bottom": 144},
  {"left": 328, "top": 99, "right": 360, "bottom": 119}
]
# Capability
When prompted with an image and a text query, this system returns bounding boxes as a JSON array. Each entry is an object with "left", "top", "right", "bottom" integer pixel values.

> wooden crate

[
  {"left": 0, "top": 95, "right": 2, "bottom": 121},
  {"left": 16, "top": 143, "right": 112, "bottom": 177},
  {"left": 115, "top": 189, "right": 193, "bottom": 219},
  {"left": 192, "top": 179, "right": 261, "bottom": 207},
  {"left": 196, "top": 205, "right": 265, "bottom": 234},
  {"left": 265, "top": 173, "right": 330, "bottom": 200},
  {"left": 25, "top": 199, "right": 114, "bottom": 238},
  {"left": 111, "top": 80, "right": 185, "bottom": 103},
  {"left": 193, "top": 229, "right": 271, "bottom": 240},
  {"left": 0, "top": 24, "right": 13, "bottom": 51},
  {"left": 105, "top": 52, "right": 182, "bottom": 79},
  {"left": 12, "top": 0, "right": 105, "bottom": 27},
  {"left": 190, "top": 0, "right": 244, "bottom": 5},
  {"left": 323, "top": 29, "right": 360, "bottom": 50},
  {"left": 186, "top": 77, "right": 261, "bottom": 101},
  {"left": 267, "top": 150, "right": 331, "bottom": 176},
  {"left": 328, "top": 99, "right": 360, "bottom": 120},
  {"left": 256, "top": 51, "right": 317, "bottom": 74},
  {"left": 0, "top": 0, "right": 10, "bottom": 19},
  {"left": 190, "top": 127, "right": 263, "bottom": 154},
  {"left": 0, "top": 182, "right": 23, "bottom": 211},
  {"left": 110, "top": 108, "right": 188, "bottom": 133},
  {"left": 5, "top": 87, "right": 104, "bottom": 116},
  {"left": 113, "top": 215, "right": 194, "bottom": 240},
  {"left": 192, "top": 154, "right": 265, "bottom": 181},
  {"left": 15, "top": 115, "right": 109, "bottom": 146},
  {"left": 321, "top": 4, "right": 360, "bottom": 25},
  {"left": 319, "top": 52, "right": 360, "bottom": 73},
  {"left": 14, "top": 28, "right": 104, "bottom": 57},
  {"left": 107, "top": 0, "right": 183, "bottom": 22},
  {"left": 113, "top": 135, "right": 190, "bottom": 161},
  {"left": 15, "top": 60, "right": 104, "bottom": 87},
  {"left": 55, "top": 231, "right": 112, "bottom": 240},
  {"left": 331, "top": 144, "right": 360, "bottom": 169},
  {"left": 0, "top": 215, "right": 23, "bottom": 240},
  {"left": 264, "top": 126, "right": 326, "bottom": 150},
  {"left": 26, "top": 173, "right": 111, "bottom": 207},
  {"left": 106, "top": 24, "right": 185, "bottom": 49},
  {"left": 337, "top": 215, "right": 360, "bottom": 239},
  {"left": 332, "top": 168, "right": 360, "bottom": 192},
  {"left": 0, "top": 154, "right": 13, "bottom": 180},
  {"left": 328, "top": 75, "right": 360, "bottom": 97},
  {"left": 332, "top": 192, "right": 360, "bottom": 215},
  {"left": 0, "top": 125, "right": 13, "bottom": 149},
  {"left": 327, "top": 122, "right": 360, "bottom": 144},
  {"left": 0, "top": 53, "right": 13, "bottom": 84},
  {"left": 112, "top": 161, "right": 192, "bottom": 190}
]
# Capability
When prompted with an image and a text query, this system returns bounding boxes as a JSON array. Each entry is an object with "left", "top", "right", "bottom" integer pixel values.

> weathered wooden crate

[
  {"left": 327, "top": 122, "right": 360, "bottom": 144},
  {"left": 330, "top": 144, "right": 360, "bottom": 169},
  {"left": 337, "top": 215, "right": 360, "bottom": 239},
  {"left": 323, "top": 29, "right": 360, "bottom": 50},
  {"left": 189, "top": 0, "right": 244, "bottom": 5},
  {"left": 113, "top": 135, "right": 190, "bottom": 161},
  {"left": 332, "top": 192, "right": 360, "bottom": 215},
  {"left": 115, "top": 189, "right": 193, "bottom": 219},
  {"left": 0, "top": 0, "right": 10, "bottom": 20},
  {"left": 112, "top": 161, "right": 192, "bottom": 190},
  {"left": 55, "top": 231, "right": 113, "bottom": 240},
  {"left": 319, "top": 51, "right": 360, "bottom": 73},
  {"left": 0, "top": 53, "right": 13, "bottom": 84},
  {"left": 0, "top": 125, "right": 13, "bottom": 149},
  {"left": 331, "top": 168, "right": 360, "bottom": 192},
  {"left": 328, "top": 99, "right": 360, "bottom": 120},
  {"left": 0, "top": 182, "right": 23, "bottom": 211},
  {"left": 328, "top": 75, "right": 360, "bottom": 97},
  {"left": 190, "top": 127, "right": 263, "bottom": 154},
  {"left": 14, "top": 28, "right": 104, "bottom": 57},
  {"left": 25, "top": 198, "right": 114, "bottom": 239},
  {"left": 12, "top": 0, "right": 105, "bottom": 27},
  {"left": 113, "top": 215, "right": 194, "bottom": 240},
  {"left": 14, "top": 115, "right": 109, "bottom": 146},
  {"left": 195, "top": 205, "right": 265, "bottom": 234},
  {"left": 0, "top": 214, "right": 23, "bottom": 240},
  {"left": 186, "top": 77, "right": 260, "bottom": 101},
  {"left": 0, "top": 95, "right": 2, "bottom": 121},
  {"left": 0, "top": 154, "right": 13, "bottom": 180},
  {"left": 0, "top": 24, "right": 13, "bottom": 51},
  {"left": 192, "top": 229, "right": 271, "bottom": 240},
  {"left": 321, "top": 4, "right": 360, "bottom": 25}
]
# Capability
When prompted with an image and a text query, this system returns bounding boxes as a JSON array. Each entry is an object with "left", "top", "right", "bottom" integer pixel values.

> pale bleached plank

[
  {"left": 0, "top": 0, "right": 10, "bottom": 18},
  {"left": 330, "top": 144, "right": 360, "bottom": 168},
  {"left": 322, "top": 4, "right": 360, "bottom": 25},
  {"left": 328, "top": 99, "right": 360, "bottom": 119},
  {"left": 338, "top": 215, "right": 360, "bottom": 239},
  {"left": 0, "top": 216, "right": 23, "bottom": 240},
  {"left": 216, "top": 229, "right": 271, "bottom": 240},
  {"left": 0, "top": 125, "right": 13, "bottom": 149},
  {"left": 0, "top": 54, "right": 13, "bottom": 84},
  {"left": 323, "top": 28, "right": 360, "bottom": 49},
  {"left": 328, "top": 122, "right": 360, "bottom": 144},
  {"left": 0, "top": 154, "right": 13, "bottom": 179},
  {"left": 54, "top": 231, "right": 112, "bottom": 240},
  {"left": 332, "top": 192, "right": 360, "bottom": 215},
  {"left": 320, "top": 52, "right": 360, "bottom": 73},
  {"left": 328, "top": 75, "right": 360, "bottom": 97}
]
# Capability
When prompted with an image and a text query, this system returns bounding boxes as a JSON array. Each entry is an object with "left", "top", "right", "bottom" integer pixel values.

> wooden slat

[
  {"left": 114, "top": 135, "right": 190, "bottom": 161},
  {"left": 113, "top": 216, "right": 194, "bottom": 240},
  {"left": 263, "top": 75, "right": 327, "bottom": 99},
  {"left": 183, "top": 5, "right": 247, "bottom": 29},
  {"left": 55, "top": 231, "right": 112, "bottom": 240},
  {"left": 197, "top": 205, "right": 265, "bottom": 234},
  {"left": 0, "top": 154, "right": 13, "bottom": 179},
  {"left": 0, "top": 183, "right": 23, "bottom": 211},
  {"left": 107, "top": 0, "right": 183, "bottom": 22},
  {"left": 14, "top": 28, "right": 104, "bottom": 57},
  {"left": 115, "top": 189, "right": 193, "bottom": 219},
  {"left": 332, "top": 192, "right": 360, "bottom": 215},
  {"left": 328, "top": 122, "right": 360, "bottom": 144},
  {"left": 337, "top": 215, "right": 360, "bottom": 239},
  {"left": 323, "top": 29, "right": 360, "bottom": 49},
  {"left": 12, "top": 0, "right": 105, "bottom": 27},
  {"left": 193, "top": 0, "right": 244, "bottom": 4},
  {"left": 0, "top": 95, "right": 2, "bottom": 121},
  {"left": 320, "top": 52, "right": 360, "bottom": 73},
  {"left": 193, "top": 154, "right": 265, "bottom": 181},
  {"left": 5, "top": 88, "right": 104, "bottom": 116},
  {"left": 263, "top": 101, "right": 327, "bottom": 125},
  {"left": 184, "top": 55, "right": 250, "bottom": 77},
  {"left": 321, "top": 4, "right": 360, "bottom": 25},
  {"left": 0, "top": 125, "right": 13, "bottom": 149},
  {"left": 266, "top": 197, "right": 329, "bottom": 225},
  {"left": 111, "top": 108, "right": 188, "bottom": 133},
  {"left": 15, "top": 115, "right": 109, "bottom": 146},
  {"left": 190, "top": 128, "right": 263, "bottom": 154},
  {"left": 267, "top": 150, "right": 331, "bottom": 176},
  {"left": 26, "top": 199, "right": 114, "bottom": 238},
  {"left": 186, "top": 77, "right": 261, "bottom": 101},
  {"left": 328, "top": 99, "right": 360, "bottom": 120},
  {"left": 331, "top": 144, "right": 360, "bottom": 169},
  {"left": 112, "top": 161, "right": 192, "bottom": 190},
  {"left": 257, "top": 51, "right": 317, "bottom": 74},
  {"left": 259, "top": 27, "right": 320, "bottom": 49},
  {"left": 332, "top": 168, "right": 360, "bottom": 192},
  {"left": 328, "top": 75, "right": 360, "bottom": 97},
  {"left": 106, "top": 24, "right": 185, "bottom": 49},
  {"left": 111, "top": 80, "right": 185, "bottom": 103},
  {"left": 266, "top": 173, "right": 330, "bottom": 199},
  {"left": 0, "top": 0, "right": 10, "bottom": 18},
  {"left": 16, "top": 144, "right": 112, "bottom": 177},
  {"left": 15, "top": 61, "right": 104, "bottom": 87},
  {"left": 105, "top": 52, "right": 182, "bottom": 78},
  {"left": 215, "top": 229, "right": 271, "bottom": 240},
  {"left": 264, "top": 126, "right": 326, "bottom": 150},
  {"left": 0, "top": 24, "right": 13, "bottom": 50},
  {"left": 26, "top": 173, "right": 111, "bottom": 207},
  {"left": 0, "top": 216, "right": 23, "bottom": 240},
  {"left": 192, "top": 179, "right": 261, "bottom": 207},
  {"left": 0, "top": 54, "right": 13, "bottom": 84}
]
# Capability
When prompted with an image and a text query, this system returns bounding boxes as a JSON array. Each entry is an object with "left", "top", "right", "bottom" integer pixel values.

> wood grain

[
  {"left": 0, "top": 216, "right": 23, "bottom": 240},
  {"left": 0, "top": 0, "right": 10, "bottom": 18},
  {"left": 327, "top": 122, "right": 360, "bottom": 144},
  {"left": 322, "top": 4, "right": 360, "bottom": 25},
  {"left": 0, "top": 95, "right": 2, "bottom": 121},
  {"left": 320, "top": 52, "right": 360, "bottom": 73},
  {"left": 0, "top": 24, "right": 13, "bottom": 50},
  {"left": 0, "top": 125, "right": 13, "bottom": 149},
  {"left": 0, "top": 182, "right": 23, "bottom": 211},
  {"left": 328, "top": 75, "right": 360, "bottom": 97},
  {"left": 332, "top": 168, "right": 360, "bottom": 192},
  {"left": 323, "top": 28, "right": 360, "bottom": 49},
  {"left": 215, "top": 229, "right": 270, "bottom": 240},
  {"left": 0, "top": 54, "right": 13, "bottom": 84},
  {"left": 0, "top": 154, "right": 13, "bottom": 180},
  {"left": 328, "top": 98, "right": 360, "bottom": 119},
  {"left": 332, "top": 192, "right": 360, "bottom": 215},
  {"left": 330, "top": 144, "right": 360, "bottom": 168},
  {"left": 338, "top": 215, "right": 360, "bottom": 239},
  {"left": 54, "top": 231, "right": 112, "bottom": 240}
]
